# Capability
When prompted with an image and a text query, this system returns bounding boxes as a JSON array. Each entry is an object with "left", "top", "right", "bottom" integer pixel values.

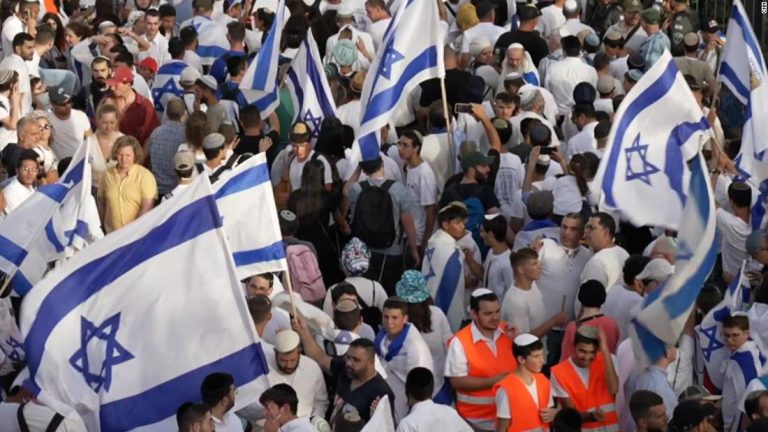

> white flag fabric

[
  {"left": 595, "top": 50, "right": 710, "bottom": 230},
  {"left": 695, "top": 261, "right": 751, "bottom": 390},
  {"left": 179, "top": 16, "right": 228, "bottom": 66},
  {"left": 20, "top": 175, "right": 269, "bottom": 431},
  {"left": 212, "top": 153, "right": 287, "bottom": 279},
  {"left": 240, "top": 0, "right": 285, "bottom": 118},
  {"left": 360, "top": 395, "right": 395, "bottom": 432},
  {"left": 285, "top": 31, "right": 338, "bottom": 138},
  {"left": 357, "top": 0, "right": 445, "bottom": 161},
  {"left": 630, "top": 152, "right": 718, "bottom": 367},
  {"left": 150, "top": 60, "right": 187, "bottom": 112},
  {"left": 0, "top": 140, "right": 102, "bottom": 296}
]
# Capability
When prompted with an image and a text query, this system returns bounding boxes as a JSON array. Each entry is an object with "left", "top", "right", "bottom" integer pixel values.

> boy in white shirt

[
  {"left": 398, "top": 130, "right": 438, "bottom": 254},
  {"left": 466, "top": 214, "right": 512, "bottom": 299}
]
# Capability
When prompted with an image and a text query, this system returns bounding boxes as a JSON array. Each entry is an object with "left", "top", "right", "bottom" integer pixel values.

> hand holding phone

[{"left": 455, "top": 103, "right": 472, "bottom": 114}]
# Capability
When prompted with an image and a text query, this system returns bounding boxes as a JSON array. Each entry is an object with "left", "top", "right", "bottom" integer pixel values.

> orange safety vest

[
  {"left": 493, "top": 373, "right": 551, "bottom": 432},
  {"left": 550, "top": 352, "right": 619, "bottom": 432},
  {"left": 452, "top": 324, "right": 517, "bottom": 425}
]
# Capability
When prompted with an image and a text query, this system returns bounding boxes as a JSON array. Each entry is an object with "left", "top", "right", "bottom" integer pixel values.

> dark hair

[
  {"left": 92, "top": 55, "right": 111, "bottom": 68},
  {"left": 66, "top": 21, "right": 92, "bottom": 41},
  {"left": 334, "top": 305, "right": 362, "bottom": 330},
  {"left": 574, "top": 329, "right": 600, "bottom": 350},
  {"left": 562, "top": 35, "right": 581, "bottom": 56},
  {"left": 572, "top": 103, "right": 597, "bottom": 120},
  {"left": 573, "top": 82, "right": 597, "bottom": 105},
  {"left": 578, "top": 280, "right": 607, "bottom": 307},
  {"left": 520, "top": 118, "right": 542, "bottom": 142},
  {"left": 590, "top": 212, "right": 616, "bottom": 237},
  {"left": 331, "top": 283, "right": 358, "bottom": 303},
  {"left": 553, "top": 407, "right": 583, "bottom": 432},
  {"left": 429, "top": 100, "right": 447, "bottom": 128},
  {"left": 756, "top": 278, "right": 768, "bottom": 305},
  {"left": 400, "top": 129, "right": 423, "bottom": 154},
  {"left": 315, "top": 117, "right": 346, "bottom": 159},
  {"left": 495, "top": 92, "right": 516, "bottom": 105},
  {"left": 696, "top": 284, "right": 722, "bottom": 316},
  {"left": 629, "top": 390, "right": 664, "bottom": 422},
  {"left": 203, "top": 144, "right": 224, "bottom": 160},
  {"left": 41, "top": 13, "right": 66, "bottom": 50},
  {"left": 35, "top": 25, "right": 56, "bottom": 45},
  {"left": 227, "top": 21, "right": 246, "bottom": 42},
  {"left": 180, "top": 26, "right": 198, "bottom": 47},
  {"left": 407, "top": 301, "right": 433, "bottom": 334},
  {"left": 482, "top": 215, "right": 507, "bottom": 243},
  {"left": 240, "top": 105, "right": 262, "bottom": 129},
  {"left": 294, "top": 159, "right": 326, "bottom": 224},
  {"left": 113, "top": 51, "right": 134, "bottom": 66},
  {"left": 569, "top": 153, "right": 598, "bottom": 196},
  {"left": 405, "top": 367, "right": 434, "bottom": 402},
  {"left": 12, "top": 32, "right": 34, "bottom": 49},
  {"left": 592, "top": 52, "right": 611, "bottom": 71},
  {"left": 185, "top": 111, "right": 212, "bottom": 151},
  {"left": 0, "top": 70, "right": 18, "bottom": 92},
  {"left": 247, "top": 295, "right": 272, "bottom": 325},
  {"left": 510, "top": 247, "right": 538, "bottom": 273},
  {"left": 513, "top": 338, "right": 544, "bottom": 360},
  {"left": 724, "top": 314, "right": 750, "bottom": 331},
  {"left": 145, "top": 8, "right": 160, "bottom": 18},
  {"left": 612, "top": 94, "right": 625, "bottom": 112},
  {"left": 623, "top": 255, "right": 652, "bottom": 286},
  {"left": 360, "top": 157, "right": 383, "bottom": 175},
  {"left": 57, "top": 157, "right": 72, "bottom": 175},
  {"left": 256, "top": 272, "right": 274, "bottom": 286},
  {"left": 200, "top": 372, "right": 234, "bottom": 407},
  {"left": 348, "top": 338, "right": 376, "bottom": 359},
  {"left": 562, "top": 212, "right": 586, "bottom": 228},
  {"left": 383, "top": 297, "right": 409, "bottom": 316},
  {"left": 17, "top": 149, "right": 40, "bottom": 169},
  {"left": 169, "top": 36, "right": 185, "bottom": 58},
  {"left": 227, "top": 55, "right": 248, "bottom": 77},
  {"left": 747, "top": 417, "right": 768, "bottom": 432},
  {"left": 176, "top": 402, "right": 209, "bottom": 431},
  {"left": 469, "top": 291, "right": 499, "bottom": 312},
  {"left": 159, "top": 3, "right": 176, "bottom": 17},
  {"left": 728, "top": 182, "right": 752, "bottom": 209},
  {"left": 745, "top": 390, "right": 768, "bottom": 419},
  {"left": 259, "top": 383, "right": 299, "bottom": 414}
]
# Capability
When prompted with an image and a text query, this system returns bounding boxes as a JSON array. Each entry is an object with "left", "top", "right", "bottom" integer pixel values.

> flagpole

[
  {"left": 439, "top": 77, "right": 453, "bottom": 168},
  {"left": 283, "top": 267, "right": 299, "bottom": 320},
  {"left": 0, "top": 272, "right": 13, "bottom": 298}
]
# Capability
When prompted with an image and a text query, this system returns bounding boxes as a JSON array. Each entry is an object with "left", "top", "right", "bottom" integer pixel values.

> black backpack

[{"left": 352, "top": 180, "right": 397, "bottom": 249}]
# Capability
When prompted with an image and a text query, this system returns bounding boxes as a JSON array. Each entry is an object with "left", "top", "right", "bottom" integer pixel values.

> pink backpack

[{"left": 285, "top": 244, "right": 326, "bottom": 303}]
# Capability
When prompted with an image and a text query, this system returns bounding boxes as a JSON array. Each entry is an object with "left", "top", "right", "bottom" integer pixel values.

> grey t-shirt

[{"left": 348, "top": 177, "right": 415, "bottom": 256}]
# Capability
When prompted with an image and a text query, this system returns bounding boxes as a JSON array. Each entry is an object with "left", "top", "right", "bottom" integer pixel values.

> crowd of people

[{"left": 0, "top": 0, "right": 763, "bottom": 430}]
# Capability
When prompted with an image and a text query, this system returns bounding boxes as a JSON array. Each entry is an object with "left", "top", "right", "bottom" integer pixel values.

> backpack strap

[
  {"left": 380, "top": 179, "right": 394, "bottom": 192},
  {"left": 209, "top": 153, "right": 240, "bottom": 183},
  {"left": 360, "top": 181, "right": 371, "bottom": 191},
  {"left": 17, "top": 403, "right": 29, "bottom": 432},
  {"left": 195, "top": 163, "right": 205, "bottom": 174},
  {"left": 45, "top": 413, "right": 65, "bottom": 432},
  {"left": 624, "top": 23, "right": 641, "bottom": 44}
]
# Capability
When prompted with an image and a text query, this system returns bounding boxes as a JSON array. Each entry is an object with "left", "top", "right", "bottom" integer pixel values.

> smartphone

[
  {"left": 540, "top": 146, "right": 555, "bottom": 155},
  {"left": 455, "top": 103, "right": 472, "bottom": 114}
]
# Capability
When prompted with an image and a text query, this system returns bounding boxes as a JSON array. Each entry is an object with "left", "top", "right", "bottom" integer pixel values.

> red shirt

[
  {"left": 119, "top": 92, "right": 160, "bottom": 148},
  {"left": 560, "top": 314, "right": 621, "bottom": 361}
]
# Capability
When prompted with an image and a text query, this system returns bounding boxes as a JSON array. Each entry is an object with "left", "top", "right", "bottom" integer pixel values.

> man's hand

[
  {"left": 540, "top": 407, "right": 558, "bottom": 423},
  {"left": 259, "top": 136, "right": 273, "bottom": 154},
  {"left": 471, "top": 103, "right": 489, "bottom": 122}
]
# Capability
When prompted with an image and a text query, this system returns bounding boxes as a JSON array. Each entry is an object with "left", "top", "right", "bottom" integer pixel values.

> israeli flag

[
  {"left": 240, "top": 0, "right": 286, "bottom": 118},
  {"left": 180, "top": 16, "right": 229, "bottom": 66},
  {"left": 357, "top": 0, "right": 445, "bottom": 161},
  {"left": 695, "top": 261, "right": 752, "bottom": 390},
  {"left": 151, "top": 60, "right": 187, "bottom": 112},
  {"left": 422, "top": 230, "right": 465, "bottom": 332},
  {"left": 595, "top": 50, "right": 711, "bottom": 230},
  {"left": 212, "top": 153, "right": 287, "bottom": 280},
  {"left": 21, "top": 175, "right": 269, "bottom": 431},
  {"left": 630, "top": 152, "right": 718, "bottom": 367},
  {"left": 0, "top": 140, "right": 102, "bottom": 296},
  {"left": 285, "top": 32, "right": 338, "bottom": 139}
]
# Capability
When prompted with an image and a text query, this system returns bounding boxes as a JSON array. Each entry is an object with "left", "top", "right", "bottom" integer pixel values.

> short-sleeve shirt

[
  {"left": 404, "top": 162, "right": 438, "bottom": 245},
  {"left": 439, "top": 182, "right": 500, "bottom": 212},
  {"left": 99, "top": 164, "right": 158, "bottom": 233},
  {"left": 289, "top": 151, "right": 333, "bottom": 191},
  {"left": 330, "top": 356, "right": 395, "bottom": 422},
  {"left": 49, "top": 109, "right": 92, "bottom": 160},
  {"left": 120, "top": 92, "right": 160, "bottom": 147}
]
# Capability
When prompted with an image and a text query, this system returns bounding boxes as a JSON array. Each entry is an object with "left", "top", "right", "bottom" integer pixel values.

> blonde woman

[
  {"left": 98, "top": 136, "right": 157, "bottom": 233},
  {"left": 88, "top": 104, "right": 124, "bottom": 190},
  {"left": 31, "top": 111, "right": 59, "bottom": 184}
]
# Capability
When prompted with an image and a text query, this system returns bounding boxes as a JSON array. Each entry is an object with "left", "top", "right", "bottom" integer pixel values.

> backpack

[
  {"left": 447, "top": 186, "right": 487, "bottom": 258},
  {"left": 359, "top": 281, "right": 382, "bottom": 333},
  {"left": 285, "top": 243, "right": 326, "bottom": 303},
  {"left": 352, "top": 180, "right": 397, "bottom": 249}
]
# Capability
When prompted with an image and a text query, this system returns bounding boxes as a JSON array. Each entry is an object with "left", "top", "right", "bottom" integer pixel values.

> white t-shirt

[
  {"left": 262, "top": 307, "right": 291, "bottom": 346},
  {"left": 494, "top": 152, "right": 526, "bottom": 220},
  {"left": 48, "top": 110, "right": 91, "bottom": 160},
  {"left": 404, "top": 161, "right": 438, "bottom": 245},
  {"left": 0, "top": 54, "right": 31, "bottom": 116},
  {"left": 716, "top": 208, "right": 751, "bottom": 278},
  {"left": 184, "top": 50, "right": 204, "bottom": 74},
  {"left": 602, "top": 285, "right": 643, "bottom": 342},
  {"left": 495, "top": 377, "right": 554, "bottom": 418},
  {"left": 368, "top": 17, "right": 391, "bottom": 51},
  {"left": 580, "top": 245, "right": 630, "bottom": 290},
  {"left": 289, "top": 151, "right": 333, "bottom": 191},
  {"left": 566, "top": 121, "right": 598, "bottom": 161},
  {"left": 2, "top": 177, "right": 35, "bottom": 215},
  {"left": 501, "top": 283, "right": 547, "bottom": 334},
  {"left": 0, "top": 94, "right": 16, "bottom": 152},
  {"left": 537, "top": 5, "right": 566, "bottom": 38},
  {"left": 483, "top": 248, "right": 513, "bottom": 299},
  {"left": 1, "top": 15, "right": 23, "bottom": 61},
  {"left": 537, "top": 239, "right": 593, "bottom": 323},
  {"left": 544, "top": 57, "right": 598, "bottom": 115},
  {"left": 461, "top": 22, "right": 506, "bottom": 54}
]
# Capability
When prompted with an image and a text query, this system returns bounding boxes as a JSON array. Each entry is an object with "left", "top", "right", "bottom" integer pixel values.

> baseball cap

[
  {"left": 517, "top": 4, "right": 541, "bottom": 21},
  {"left": 290, "top": 121, "right": 312, "bottom": 143},
  {"left": 137, "top": 57, "right": 158, "bottom": 74},
  {"left": 597, "top": 75, "right": 616, "bottom": 94},
  {"left": 105, "top": 66, "right": 134, "bottom": 86},
  {"left": 174, "top": 150, "right": 196, "bottom": 171},
  {"left": 641, "top": 7, "right": 663, "bottom": 25},
  {"left": 48, "top": 86, "right": 72, "bottom": 105},
  {"left": 195, "top": 75, "right": 218, "bottom": 91},
  {"left": 678, "top": 385, "right": 723, "bottom": 402},
  {"left": 274, "top": 330, "right": 301, "bottom": 353},
  {"left": 636, "top": 258, "right": 674, "bottom": 281},
  {"left": 669, "top": 400, "right": 716, "bottom": 431},
  {"left": 703, "top": 19, "right": 719, "bottom": 33},
  {"left": 623, "top": 0, "right": 642, "bottom": 12},
  {"left": 461, "top": 151, "right": 495, "bottom": 171}
]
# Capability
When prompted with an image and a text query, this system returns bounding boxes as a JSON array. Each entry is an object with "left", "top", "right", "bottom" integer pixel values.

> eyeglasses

[
  {"left": 20, "top": 167, "right": 39, "bottom": 174},
  {"left": 39, "top": 124, "right": 51, "bottom": 130}
]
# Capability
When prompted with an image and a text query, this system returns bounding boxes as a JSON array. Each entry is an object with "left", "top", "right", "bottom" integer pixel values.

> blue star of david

[
  {"left": 69, "top": 313, "right": 134, "bottom": 393},
  {"left": 699, "top": 324, "right": 725, "bottom": 361},
  {"left": 624, "top": 134, "right": 660, "bottom": 185},
  {"left": 5, "top": 337, "right": 23, "bottom": 362},
  {"left": 152, "top": 79, "right": 182, "bottom": 111},
  {"left": 302, "top": 110, "right": 323, "bottom": 139},
  {"left": 424, "top": 247, "right": 436, "bottom": 281},
  {"left": 379, "top": 38, "right": 405, "bottom": 81}
]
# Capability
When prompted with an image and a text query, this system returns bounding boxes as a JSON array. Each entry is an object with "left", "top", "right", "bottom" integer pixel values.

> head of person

[
  {"left": 405, "top": 367, "right": 434, "bottom": 406},
  {"left": 16, "top": 115, "right": 41, "bottom": 149},
  {"left": 143, "top": 9, "right": 161, "bottom": 37},
  {"left": 578, "top": 279, "right": 607, "bottom": 309},
  {"left": 200, "top": 372, "right": 236, "bottom": 413},
  {"left": 397, "top": 130, "right": 423, "bottom": 163},
  {"left": 571, "top": 103, "right": 597, "bottom": 131},
  {"left": 513, "top": 334, "right": 545, "bottom": 373},
  {"left": 176, "top": 402, "right": 214, "bottom": 432},
  {"left": 194, "top": 75, "right": 218, "bottom": 105},
  {"left": 0, "top": 70, "right": 18, "bottom": 96},
  {"left": 527, "top": 190, "right": 554, "bottom": 221},
  {"left": 669, "top": 399, "right": 715, "bottom": 432},
  {"left": 622, "top": 0, "right": 642, "bottom": 25},
  {"left": 13, "top": 32, "right": 35, "bottom": 61},
  {"left": 279, "top": 209, "right": 299, "bottom": 237},
  {"left": 137, "top": 57, "right": 158, "bottom": 83},
  {"left": 166, "top": 97, "right": 188, "bottom": 124},
  {"left": 748, "top": 417, "right": 768, "bottom": 432},
  {"left": 185, "top": 111, "right": 212, "bottom": 151},
  {"left": 396, "top": 270, "right": 432, "bottom": 333},
  {"left": 340, "top": 237, "right": 371, "bottom": 277},
  {"left": 517, "top": 4, "right": 541, "bottom": 29},
  {"left": 180, "top": 26, "right": 199, "bottom": 50},
  {"left": 636, "top": 258, "right": 674, "bottom": 293},
  {"left": 259, "top": 383, "right": 299, "bottom": 426},
  {"left": 240, "top": 105, "right": 263, "bottom": 133},
  {"left": 461, "top": 151, "right": 494, "bottom": 183},
  {"left": 16, "top": 150, "right": 40, "bottom": 186},
  {"left": 202, "top": 133, "right": 226, "bottom": 161},
  {"left": 561, "top": 35, "right": 581, "bottom": 58},
  {"left": 480, "top": 214, "right": 506, "bottom": 247},
  {"left": 438, "top": 201, "right": 468, "bottom": 240},
  {"left": 91, "top": 56, "right": 113, "bottom": 85},
  {"left": 174, "top": 150, "right": 196, "bottom": 181},
  {"left": 246, "top": 273, "right": 274, "bottom": 298},
  {"left": 650, "top": 235, "right": 678, "bottom": 264},
  {"left": 289, "top": 121, "right": 312, "bottom": 161},
  {"left": 744, "top": 390, "right": 768, "bottom": 422},
  {"left": 505, "top": 44, "right": 526, "bottom": 71},
  {"left": 48, "top": 86, "right": 73, "bottom": 118},
  {"left": 94, "top": 103, "right": 120, "bottom": 136},
  {"left": 382, "top": 297, "right": 409, "bottom": 336},
  {"left": 494, "top": 92, "right": 517, "bottom": 119},
  {"left": 247, "top": 294, "right": 273, "bottom": 331},
  {"left": 159, "top": 4, "right": 177, "bottom": 34},
  {"left": 560, "top": 212, "right": 586, "bottom": 248},
  {"left": 722, "top": 314, "right": 750, "bottom": 352},
  {"left": 630, "top": 390, "right": 669, "bottom": 432},
  {"left": 105, "top": 66, "right": 135, "bottom": 96},
  {"left": 344, "top": 338, "right": 376, "bottom": 380},
  {"left": 65, "top": 21, "right": 90, "bottom": 47},
  {"left": 623, "top": 255, "right": 652, "bottom": 293},
  {"left": 111, "top": 136, "right": 144, "bottom": 171},
  {"left": 553, "top": 407, "right": 583, "bottom": 432},
  {"left": 465, "top": 289, "right": 499, "bottom": 334},
  {"left": 273, "top": 330, "right": 301, "bottom": 375},
  {"left": 640, "top": 7, "right": 663, "bottom": 32},
  {"left": 334, "top": 298, "right": 363, "bottom": 331},
  {"left": 727, "top": 181, "right": 752, "bottom": 211},
  {"left": 33, "top": 111, "right": 52, "bottom": 146},
  {"left": 365, "top": 0, "right": 390, "bottom": 21},
  {"left": 586, "top": 212, "right": 616, "bottom": 251},
  {"left": 510, "top": 248, "right": 541, "bottom": 281},
  {"left": 572, "top": 326, "right": 601, "bottom": 368},
  {"left": 471, "top": 36, "right": 494, "bottom": 66}
]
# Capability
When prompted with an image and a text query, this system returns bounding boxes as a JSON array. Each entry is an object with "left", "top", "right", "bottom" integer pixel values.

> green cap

[
  {"left": 193, "top": 0, "right": 214, "bottom": 10},
  {"left": 623, "top": 0, "right": 641, "bottom": 12},
  {"left": 641, "top": 7, "right": 663, "bottom": 24}
]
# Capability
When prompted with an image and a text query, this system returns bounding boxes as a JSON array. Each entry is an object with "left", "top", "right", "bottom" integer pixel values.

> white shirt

[
  {"left": 1, "top": 15, "right": 24, "bottom": 61},
  {"left": 602, "top": 285, "right": 643, "bottom": 342},
  {"left": 566, "top": 121, "right": 598, "bottom": 160},
  {"left": 0, "top": 94, "right": 16, "bottom": 152},
  {"left": 0, "top": 54, "right": 31, "bottom": 116},
  {"left": 396, "top": 400, "right": 473, "bottom": 432},
  {"left": 184, "top": 50, "right": 204, "bottom": 74},
  {"left": 501, "top": 283, "right": 547, "bottom": 335},
  {"left": 494, "top": 152, "right": 526, "bottom": 220},
  {"left": 537, "top": 5, "right": 566, "bottom": 38},
  {"left": 368, "top": 17, "right": 391, "bottom": 51},
  {"left": 605, "top": 20, "right": 648, "bottom": 54},
  {"left": 266, "top": 354, "right": 328, "bottom": 418},
  {"left": 139, "top": 32, "right": 169, "bottom": 66},
  {"left": 580, "top": 245, "right": 630, "bottom": 291},
  {"left": 212, "top": 411, "right": 245, "bottom": 432},
  {"left": 48, "top": 109, "right": 91, "bottom": 160},
  {"left": 552, "top": 175, "right": 586, "bottom": 216},
  {"left": 716, "top": 207, "right": 751, "bottom": 278},
  {"left": 24, "top": 51, "right": 40, "bottom": 78},
  {"left": 2, "top": 177, "right": 34, "bottom": 215},
  {"left": 461, "top": 22, "right": 506, "bottom": 54},
  {"left": 537, "top": 239, "right": 592, "bottom": 323},
  {"left": 289, "top": 151, "right": 333, "bottom": 190},
  {"left": 337, "top": 99, "right": 361, "bottom": 134},
  {"left": 280, "top": 417, "right": 315, "bottom": 432},
  {"left": 262, "top": 307, "right": 291, "bottom": 346},
  {"left": 404, "top": 161, "right": 438, "bottom": 245},
  {"left": 325, "top": 25, "right": 375, "bottom": 69},
  {"left": 747, "top": 303, "right": 768, "bottom": 353},
  {"left": 594, "top": 97, "right": 615, "bottom": 115},
  {"left": 420, "top": 131, "right": 452, "bottom": 192},
  {"left": 420, "top": 306, "right": 452, "bottom": 397},
  {"left": 377, "top": 325, "right": 433, "bottom": 422},
  {"left": 610, "top": 55, "right": 629, "bottom": 82},
  {"left": 562, "top": 18, "right": 594, "bottom": 38},
  {"left": 0, "top": 402, "right": 87, "bottom": 432},
  {"left": 544, "top": 56, "right": 598, "bottom": 115},
  {"left": 723, "top": 342, "right": 765, "bottom": 431},
  {"left": 483, "top": 249, "right": 513, "bottom": 299}
]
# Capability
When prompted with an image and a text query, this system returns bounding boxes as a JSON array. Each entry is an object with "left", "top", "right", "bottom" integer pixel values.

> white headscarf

[{"left": 497, "top": 43, "right": 540, "bottom": 93}]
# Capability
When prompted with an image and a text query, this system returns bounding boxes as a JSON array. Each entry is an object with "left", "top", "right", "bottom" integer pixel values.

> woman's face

[
  {"left": 36, "top": 118, "right": 52, "bottom": 143},
  {"left": 115, "top": 145, "right": 135, "bottom": 169},
  {"left": 46, "top": 19, "right": 58, "bottom": 32},
  {"left": 99, "top": 112, "right": 119, "bottom": 133},
  {"left": 65, "top": 28, "right": 80, "bottom": 47}
]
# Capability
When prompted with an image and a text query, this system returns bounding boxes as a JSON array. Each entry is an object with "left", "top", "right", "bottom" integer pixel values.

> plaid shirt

[{"left": 148, "top": 121, "right": 185, "bottom": 195}]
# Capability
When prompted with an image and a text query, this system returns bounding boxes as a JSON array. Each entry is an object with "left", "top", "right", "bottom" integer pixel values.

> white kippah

[
  {"left": 514, "top": 333, "right": 539, "bottom": 346},
  {"left": 471, "top": 288, "right": 495, "bottom": 298}
]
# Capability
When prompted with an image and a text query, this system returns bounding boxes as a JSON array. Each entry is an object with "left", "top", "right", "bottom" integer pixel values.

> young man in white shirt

[
  {"left": 2, "top": 149, "right": 39, "bottom": 215},
  {"left": 139, "top": 9, "right": 169, "bottom": 67},
  {"left": 200, "top": 372, "right": 247, "bottom": 432},
  {"left": 397, "top": 130, "right": 438, "bottom": 255},
  {"left": 397, "top": 367, "right": 472, "bottom": 432},
  {"left": 46, "top": 86, "right": 93, "bottom": 160},
  {"left": 544, "top": 35, "right": 598, "bottom": 116},
  {"left": 1, "top": 0, "right": 37, "bottom": 60},
  {"left": 715, "top": 181, "right": 752, "bottom": 284},
  {"left": 581, "top": 212, "right": 630, "bottom": 293},
  {"left": 459, "top": 2, "right": 505, "bottom": 68},
  {"left": 259, "top": 384, "right": 316, "bottom": 432},
  {"left": 477, "top": 214, "right": 513, "bottom": 299},
  {"left": 0, "top": 33, "right": 34, "bottom": 116}
]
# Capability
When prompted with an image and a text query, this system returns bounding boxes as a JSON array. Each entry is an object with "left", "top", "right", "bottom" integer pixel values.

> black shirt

[
  {"left": 235, "top": 130, "right": 280, "bottom": 169},
  {"left": 494, "top": 30, "right": 550, "bottom": 67},
  {"left": 439, "top": 182, "right": 501, "bottom": 211},
  {"left": 419, "top": 69, "right": 477, "bottom": 108},
  {"left": 329, "top": 356, "right": 395, "bottom": 422}
]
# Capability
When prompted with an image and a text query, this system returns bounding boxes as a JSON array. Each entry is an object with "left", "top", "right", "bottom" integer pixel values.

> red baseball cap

[
  {"left": 137, "top": 58, "right": 158, "bottom": 74},
  {"left": 106, "top": 66, "right": 134, "bottom": 86}
]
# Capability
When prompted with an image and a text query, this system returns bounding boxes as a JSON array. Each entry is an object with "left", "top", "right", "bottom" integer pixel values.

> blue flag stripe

[
  {"left": 24, "top": 196, "right": 223, "bottom": 380},
  {"left": 434, "top": 251, "right": 462, "bottom": 313},
  {"left": 731, "top": 5, "right": 764, "bottom": 68},
  {"left": 233, "top": 241, "right": 286, "bottom": 266},
  {"left": 720, "top": 63, "right": 751, "bottom": 101},
  {"left": 99, "top": 342, "right": 268, "bottom": 431},
  {"left": 306, "top": 46, "right": 335, "bottom": 115},
  {"left": 251, "top": 10, "right": 279, "bottom": 91},
  {"left": 12, "top": 271, "right": 32, "bottom": 296},
  {"left": 603, "top": 60, "right": 678, "bottom": 207},
  {"left": 45, "top": 220, "right": 65, "bottom": 254},
  {"left": 214, "top": 163, "right": 270, "bottom": 199},
  {"left": 157, "top": 61, "right": 189, "bottom": 76},
  {"left": 635, "top": 320, "right": 668, "bottom": 363},
  {"left": 663, "top": 118, "right": 710, "bottom": 205},
  {"left": 0, "top": 235, "right": 28, "bottom": 267}
]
